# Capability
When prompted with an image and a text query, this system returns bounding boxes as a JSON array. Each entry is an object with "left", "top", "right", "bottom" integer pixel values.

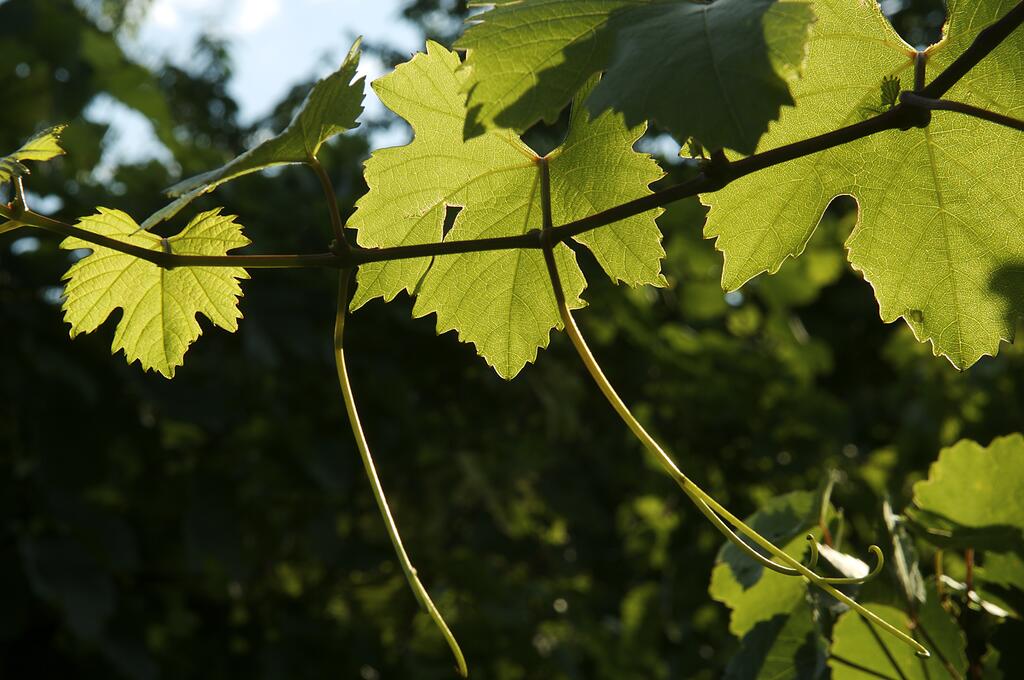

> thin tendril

[
  {"left": 333, "top": 269, "right": 468, "bottom": 677},
  {"left": 536, "top": 158, "right": 927, "bottom": 659}
]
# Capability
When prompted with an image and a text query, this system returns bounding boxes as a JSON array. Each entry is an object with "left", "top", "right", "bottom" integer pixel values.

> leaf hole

[{"left": 443, "top": 205, "right": 462, "bottom": 238}]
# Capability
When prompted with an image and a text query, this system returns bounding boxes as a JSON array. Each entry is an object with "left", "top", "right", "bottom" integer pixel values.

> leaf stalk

[{"left": 310, "top": 157, "right": 351, "bottom": 252}]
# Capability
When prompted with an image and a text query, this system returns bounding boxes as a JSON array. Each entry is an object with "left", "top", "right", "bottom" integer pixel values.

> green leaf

[
  {"left": 828, "top": 582, "right": 967, "bottom": 679},
  {"left": 724, "top": 596, "right": 827, "bottom": 680},
  {"left": 455, "top": 0, "right": 638, "bottom": 134},
  {"left": 142, "top": 39, "right": 365, "bottom": 229},
  {"left": 906, "top": 507, "right": 1024, "bottom": 557},
  {"left": 61, "top": 208, "right": 250, "bottom": 378},
  {"left": 350, "top": 42, "right": 664, "bottom": 379},
  {"left": 980, "top": 552, "right": 1024, "bottom": 599},
  {"left": 587, "top": 0, "right": 815, "bottom": 154},
  {"left": 456, "top": 0, "right": 813, "bottom": 153},
  {"left": 912, "top": 434, "right": 1024, "bottom": 539},
  {"left": 703, "top": 0, "right": 1024, "bottom": 368},
  {"left": 709, "top": 490, "right": 819, "bottom": 636},
  {"left": 982, "top": 646, "right": 1003, "bottom": 680},
  {"left": 0, "top": 124, "right": 67, "bottom": 184}
]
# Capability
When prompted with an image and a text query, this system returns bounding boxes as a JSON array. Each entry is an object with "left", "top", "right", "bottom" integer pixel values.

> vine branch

[
  {"left": 900, "top": 92, "right": 1024, "bottom": 132},
  {"left": 920, "top": 1, "right": 1024, "bottom": 99},
  {"left": 0, "top": 203, "right": 337, "bottom": 269},
  {"left": 6, "top": 0, "right": 1023, "bottom": 273},
  {"left": 0, "top": 103, "right": 924, "bottom": 268}
]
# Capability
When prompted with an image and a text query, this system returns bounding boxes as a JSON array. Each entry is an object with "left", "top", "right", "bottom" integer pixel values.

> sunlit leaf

[
  {"left": 350, "top": 42, "right": 664, "bottom": 379},
  {"left": 0, "top": 124, "right": 66, "bottom": 184},
  {"left": 703, "top": 0, "right": 1024, "bottom": 368},
  {"left": 829, "top": 582, "right": 966, "bottom": 679},
  {"left": 61, "top": 208, "right": 250, "bottom": 377}
]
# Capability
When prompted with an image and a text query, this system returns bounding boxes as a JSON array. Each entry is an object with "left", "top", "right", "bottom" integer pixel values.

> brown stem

[{"left": 0, "top": 204, "right": 336, "bottom": 269}]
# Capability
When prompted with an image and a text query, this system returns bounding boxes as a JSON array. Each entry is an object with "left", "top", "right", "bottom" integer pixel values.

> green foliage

[
  {"left": 0, "top": 123, "right": 65, "bottom": 184},
  {"left": 142, "top": 39, "right": 365, "bottom": 229},
  {"left": 723, "top": 597, "right": 825, "bottom": 680},
  {"left": 709, "top": 491, "right": 821, "bottom": 636},
  {"left": 705, "top": 0, "right": 1024, "bottom": 369},
  {"left": 61, "top": 208, "right": 250, "bottom": 377},
  {"left": 456, "top": 0, "right": 813, "bottom": 152},
  {"left": 709, "top": 434, "right": 1024, "bottom": 680},
  {"left": 911, "top": 434, "right": 1024, "bottom": 547},
  {"left": 351, "top": 42, "right": 663, "bottom": 378},
  {"left": 586, "top": 0, "right": 815, "bottom": 154},
  {"left": 5, "top": 0, "right": 1024, "bottom": 677},
  {"left": 829, "top": 582, "right": 967, "bottom": 679}
]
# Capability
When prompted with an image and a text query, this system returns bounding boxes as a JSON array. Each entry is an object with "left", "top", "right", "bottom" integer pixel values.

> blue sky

[
  {"left": 90, "top": 0, "right": 429, "bottom": 168},
  {"left": 133, "top": 0, "right": 423, "bottom": 121}
]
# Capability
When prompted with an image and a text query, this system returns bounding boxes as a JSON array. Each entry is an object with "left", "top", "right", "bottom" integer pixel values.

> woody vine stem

[
  {"left": 4, "top": 2, "right": 1024, "bottom": 673},
  {"left": 4, "top": 0, "right": 1024, "bottom": 268}
]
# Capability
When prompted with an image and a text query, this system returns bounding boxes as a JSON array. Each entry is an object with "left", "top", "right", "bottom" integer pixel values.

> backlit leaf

[
  {"left": 350, "top": 42, "right": 664, "bottom": 379},
  {"left": 0, "top": 124, "right": 66, "bottom": 184},
  {"left": 61, "top": 208, "right": 250, "bottom": 378},
  {"left": 829, "top": 582, "right": 966, "bottom": 679},
  {"left": 703, "top": 0, "right": 1024, "bottom": 368},
  {"left": 912, "top": 434, "right": 1024, "bottom": 538}
]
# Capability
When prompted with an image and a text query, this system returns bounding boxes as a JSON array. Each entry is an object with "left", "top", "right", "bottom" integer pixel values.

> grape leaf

[
  {"left": 980, "top": 552, "right": 1024, "bottom": 595},
  {"left": 829, "top": 582, "right": 967, "bottom": 679},
  {"left": 978, "top": 552, "right": 1024, "bottom": 619},
  {"left": 724, "top": 596, "right": 826, "bottom": 680},
  {"left": 142, "top": 39, "right": 365, "bottom": 230},
  {"left": 350, "top": 42, "right": 664, "bottom": 379},
  {"left": 61, "top": 208, "right": 250, "bottom": 378},
  {"left": 586, "top": 0, "right": 815, "bottom": 155},
  {"left": 708, "top": 490, "right": 820, "bottom": 636},
  {"left": 912, "top": 434, "right": 1024, "bottom": 538},
  {"left": 703, "top": 0, "right": 1024, "bottom": 369},
  {"left": 455, "top": 0, "right": 813, "bottom": 153},
  {"left": 0, "top": 124, "right": 67, "bottom": 184}
]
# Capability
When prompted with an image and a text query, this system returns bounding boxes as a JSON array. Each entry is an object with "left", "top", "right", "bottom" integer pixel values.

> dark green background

[{"left": 2, "top": 1, "right": 1019, "bottom": 678}]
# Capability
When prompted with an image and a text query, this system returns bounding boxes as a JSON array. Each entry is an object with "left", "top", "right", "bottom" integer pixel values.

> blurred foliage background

[{"left": 2, "top": 0, "right": 1021, "bottom": 678}]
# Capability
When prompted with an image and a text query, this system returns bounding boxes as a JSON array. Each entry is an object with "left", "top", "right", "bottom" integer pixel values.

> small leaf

[
  {"left": 351, "top": 42, "right": 664, "bottom": 379},
  {"left": 143, "top": 39, "right": 365, "bottom": 229},
  {"left": 61, "top": 208, "right": 250, "bottom": 378},
  {"left": 883, "top": 500, "right": 927, "bottom": 607},
  {"left": 0, "top": 124, "right": 67, "bottom": 184},
  {"left": 816, "top": 543, "right": 870, "bottom": 580}
]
